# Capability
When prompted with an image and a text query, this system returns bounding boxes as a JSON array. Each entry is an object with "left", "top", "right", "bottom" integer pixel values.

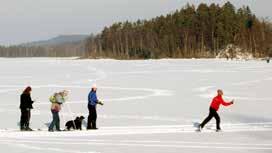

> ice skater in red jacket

[{"left": 198, "top": 89, "right": 234, "bottom": 132}]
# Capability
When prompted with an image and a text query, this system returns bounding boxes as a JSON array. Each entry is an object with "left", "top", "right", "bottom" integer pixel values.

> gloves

[{"left": 98, "top": 101, "right": 104, "bottom": 105}]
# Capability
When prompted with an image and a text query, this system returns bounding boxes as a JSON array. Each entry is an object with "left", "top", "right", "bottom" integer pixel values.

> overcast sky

[{"left": 0, "top": 0, "right": 271, "bottom": 45}]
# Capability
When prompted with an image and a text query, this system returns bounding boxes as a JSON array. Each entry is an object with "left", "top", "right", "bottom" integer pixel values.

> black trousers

[
  {"left": 20, "top": 109, "right": 31, "bottom": 129},
  {"left": 200, "top": 107, "right": 221, "bottom": 130},
  {"left": 87, "top": 105, "right": 97, "bottom": 129}
]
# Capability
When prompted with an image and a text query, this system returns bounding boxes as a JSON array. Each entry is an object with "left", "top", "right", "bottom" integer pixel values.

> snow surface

[{"left": 0, "top": 58, "right": 272, "bottom": 153}]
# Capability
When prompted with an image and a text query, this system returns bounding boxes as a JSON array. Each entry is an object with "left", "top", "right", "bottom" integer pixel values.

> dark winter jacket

[
  {"left": 88, "top": 91, "right": 98, "bottom": 106},
  {"left": 20, "top": 93, "right": 34, "bottom": 110}
]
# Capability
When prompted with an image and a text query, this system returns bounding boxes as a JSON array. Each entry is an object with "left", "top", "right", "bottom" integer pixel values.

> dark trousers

[
  {"left": 87, "top": 105, "right": 97, "bottom": 129},
  {"left": 49, "top": 110, "right": 60, "bottom": 131},
  {"left": 20, "top": 109, "right": 31, "bottom": 129},
  {"left": 200, "top": 107, "right": 221, "bottom": 130}
]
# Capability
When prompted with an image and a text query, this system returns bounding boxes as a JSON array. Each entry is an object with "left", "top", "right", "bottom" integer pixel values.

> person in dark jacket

[
  {"left": 20, "top": 86, "right": 34, "bottom": 131},
  {"left": 198, "top": 89, "right": 234, "bottom": 132},
  {"left": 87, "top": 84, "right": 103, "bottom": 130}
]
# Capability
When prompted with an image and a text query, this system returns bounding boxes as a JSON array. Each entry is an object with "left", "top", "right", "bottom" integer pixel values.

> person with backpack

[
  {"left": 197, "top": 89, "right": 234, "bottom": 132},
  {"left": 20, "top": 86, "right": 34, "bottom": 131},
  {"left": 87, "top": 84, "right": 103, "bottom": 130},
  {"left": 48, "top": 90, "right": 68, "bottom": 132}
]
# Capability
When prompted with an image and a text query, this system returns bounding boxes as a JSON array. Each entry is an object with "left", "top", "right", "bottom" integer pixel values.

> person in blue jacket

[{"left": 87, "top": 84, "right": 103, "bottom": 130}]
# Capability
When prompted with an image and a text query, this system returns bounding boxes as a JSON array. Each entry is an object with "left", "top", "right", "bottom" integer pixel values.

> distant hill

[
  {"left": 0, "top": 35, "right": 89, "bottom": 57},
  {"left": 21, "top": 35, "right": 89, "bottom": 47}
]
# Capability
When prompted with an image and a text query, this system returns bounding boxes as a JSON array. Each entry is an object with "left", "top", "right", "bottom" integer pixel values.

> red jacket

[{"left": 210, "top": 95, "right": 232, "bottom": 111}]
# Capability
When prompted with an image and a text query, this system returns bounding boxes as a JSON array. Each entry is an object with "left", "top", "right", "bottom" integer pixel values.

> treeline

[
  {"left": 0, "top": 42, "right": 87, "bottom": 57},
  {"left": 1, "top": 2, "right": 271, "bottom": 59},
  {"left": 86, "top": 2, "right": 272, "bottom": 59}
]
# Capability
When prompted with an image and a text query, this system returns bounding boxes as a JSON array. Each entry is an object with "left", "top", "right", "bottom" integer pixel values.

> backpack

[{"left": 49, "top": 94, "right": 57, "bottom": 103}]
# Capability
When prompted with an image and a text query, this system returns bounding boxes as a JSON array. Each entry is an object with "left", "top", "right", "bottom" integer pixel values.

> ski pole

[{"left": 66, "top": 101, "right": 77, "bottom": 129}]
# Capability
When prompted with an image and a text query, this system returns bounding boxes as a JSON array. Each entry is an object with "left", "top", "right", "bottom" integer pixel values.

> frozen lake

[{"left": 0, "top": 58, "right": 272, "bottom": 153}]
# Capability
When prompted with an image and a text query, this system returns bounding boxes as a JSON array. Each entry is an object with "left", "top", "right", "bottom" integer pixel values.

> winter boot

[
  {"left": 196, "top": 124, "right": 202, "bottom": 132},
  {"left": 216, "top": 129, "right": 222, "bottom": 132}
]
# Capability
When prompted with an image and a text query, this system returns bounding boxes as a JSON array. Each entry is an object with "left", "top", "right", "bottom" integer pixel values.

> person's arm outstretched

[{"left": 220, "top": 97, "right": 234, "bottom": 106}]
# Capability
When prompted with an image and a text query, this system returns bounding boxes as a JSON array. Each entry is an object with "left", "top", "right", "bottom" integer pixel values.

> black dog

[{"left": 65, "top": 116, "right": 85, "bottom": 130}]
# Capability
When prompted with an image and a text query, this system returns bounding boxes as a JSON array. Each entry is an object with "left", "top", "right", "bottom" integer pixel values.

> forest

[
  {"left": 0, "top": 2, "right": 271, "bottom": 59},
  {"left": 86, "top": 2, "right": 272, "bottom": 59},
  {"left": 0, "top": 41, "right": 86, "bottom": 57}
]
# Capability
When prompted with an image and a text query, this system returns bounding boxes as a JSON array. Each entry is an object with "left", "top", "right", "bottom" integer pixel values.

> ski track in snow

[
  {"left": 8, "top": 137, "right": 272, "bottom": 147},
  {"left": 194, "top": 75, "right": 272, "bottom": 102},
  {"left": 0, "top": 122, "right": 272, "bottom": 153},
  {"left": 2, "top": 142, "right": 100, "bottom": 153},
  {"left": 1, "top": 123, "right": 272, "bottom": 137},
  {"left": 0, "top": 59, "right": 272, "bottom": 152},
  {"left": 1, "top": 139, "right": 272, "bottom": 151},
  {"left": 0, "top": 85, "right": 174, "bottom": 106},
  {"left": 1, "top": 123, "right": 272, "bottom": 152}
]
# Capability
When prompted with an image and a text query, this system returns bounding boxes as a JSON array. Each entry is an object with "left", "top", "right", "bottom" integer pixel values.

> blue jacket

[{"left": 88, "top": 91, "right": 98, "bottom": 106}]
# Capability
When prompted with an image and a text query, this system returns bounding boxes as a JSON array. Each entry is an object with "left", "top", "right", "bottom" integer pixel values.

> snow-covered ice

[{"left": 0, "top": 58, "right": 272, "bottom": 153}]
